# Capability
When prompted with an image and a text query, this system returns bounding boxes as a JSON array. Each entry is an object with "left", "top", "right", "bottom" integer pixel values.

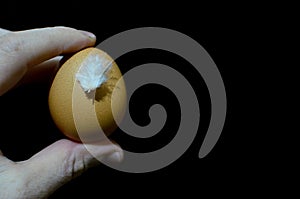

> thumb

[{"left": 19, "top": 139, "right": 123, "bottom": 198}]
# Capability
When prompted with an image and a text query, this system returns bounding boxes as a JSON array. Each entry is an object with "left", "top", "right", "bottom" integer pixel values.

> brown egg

[{"left": 48, "top": 47, "right": 127, "bottom": 142}]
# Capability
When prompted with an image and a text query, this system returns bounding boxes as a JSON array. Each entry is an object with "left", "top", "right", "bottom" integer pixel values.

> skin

[{"left": 0, "top": 27, "right": 123, "bottom": 198}]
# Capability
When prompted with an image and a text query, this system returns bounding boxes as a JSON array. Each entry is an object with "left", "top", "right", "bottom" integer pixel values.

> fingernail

[
  {"left": 79, "top": 30, "right": 96, "bottom": 40},
  {"left": 104, "top": 151, "right": 123, "bottom": 163}
]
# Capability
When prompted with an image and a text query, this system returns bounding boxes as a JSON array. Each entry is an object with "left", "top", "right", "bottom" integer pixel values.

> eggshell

[{"left": 48, "top": 47, "right": 126, "bottom": 142}]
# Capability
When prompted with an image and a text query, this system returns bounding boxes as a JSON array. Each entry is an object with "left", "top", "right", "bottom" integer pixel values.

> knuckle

[
  {"left": 0, "top": 32, "right": 24, "bottom": 55},
  {"left": 61, "top": 150, "right": 87, "bottom": 180},
  {"left": 49, "top": 26, "right": 78, "bottom": 54}
]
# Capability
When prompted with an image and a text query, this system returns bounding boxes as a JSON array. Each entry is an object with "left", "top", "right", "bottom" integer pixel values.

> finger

[
  {"left": 0, "top": 26, "right": 96, "bottom": 96},
  {"left": 4, "top": 26, "right": 96, "bottom": 67},
  {"left": 18, "top": 139, "right": 123, "bottom": 198}
]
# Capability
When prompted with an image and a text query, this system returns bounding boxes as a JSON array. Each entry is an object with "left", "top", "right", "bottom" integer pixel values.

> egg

[{"left": 48, "top": 47, "right": 127, "bottom": 142}]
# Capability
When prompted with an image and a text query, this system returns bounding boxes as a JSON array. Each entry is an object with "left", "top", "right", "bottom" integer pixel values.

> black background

[{"left": 0, "top": 2, "right": 282, "bottom": 198}]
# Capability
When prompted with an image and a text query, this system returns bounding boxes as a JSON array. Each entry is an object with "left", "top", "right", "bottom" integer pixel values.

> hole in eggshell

[
  {"left": 94, "top": 83, "right": 111, "bottom": 102},
  {"left": 94, "top": 75, "right": 121, "bottom": 102}
]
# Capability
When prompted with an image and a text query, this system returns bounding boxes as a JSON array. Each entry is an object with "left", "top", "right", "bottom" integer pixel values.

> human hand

[{"left": 0, "top": 27, "right": 123, "bottom": 198}]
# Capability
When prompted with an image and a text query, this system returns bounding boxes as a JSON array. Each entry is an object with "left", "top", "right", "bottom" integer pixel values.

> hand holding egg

[{"left": 0, "top": 27, "right": 123, "bottom": 199}]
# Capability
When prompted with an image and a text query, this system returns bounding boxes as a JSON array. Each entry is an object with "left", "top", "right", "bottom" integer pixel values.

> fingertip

[
  {"left": 49, "top": 26, "right": 96, "bottom": 48},
  {"left": 78, "top": 30, "right": 96, "bottom": 40}
]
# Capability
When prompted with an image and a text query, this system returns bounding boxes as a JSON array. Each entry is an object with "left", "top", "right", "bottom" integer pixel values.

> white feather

[{"left": 75, "top": 53, "right": 113, "bottom": 93}]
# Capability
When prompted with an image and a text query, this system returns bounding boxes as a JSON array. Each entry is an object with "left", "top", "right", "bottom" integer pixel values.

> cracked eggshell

[{"left": 48, "top": 47, "right": 126, "bottom": 142}]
